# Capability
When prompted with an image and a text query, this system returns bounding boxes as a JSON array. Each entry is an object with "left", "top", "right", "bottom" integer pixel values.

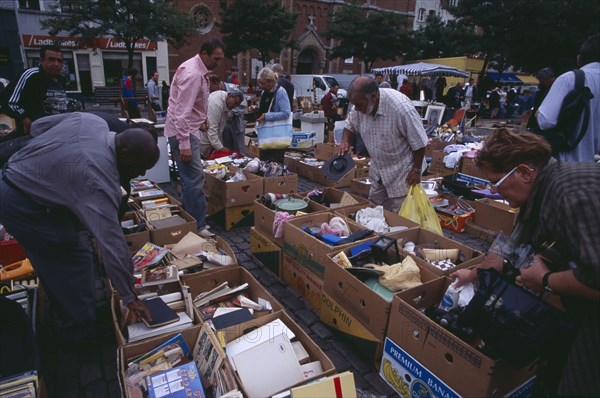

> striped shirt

[
  {"left": 345, "top": 88, "right": 428, "bottom": 197},
  {"left": 164, "top": 55, "right": 210, "bottom": 150}
]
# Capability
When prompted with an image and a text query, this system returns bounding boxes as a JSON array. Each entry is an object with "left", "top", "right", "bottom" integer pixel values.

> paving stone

[
  {"left": 229, "top": 235, "right": 245, "bottom": 244},
  {"left": 55, "top": 377, "right": 80, "bottom": 398},
  {"left": 325, "top": 349, "right": 351, "bottom": 372},
  {"left": 311, "top": 321, "right": 334, "bottom": 340},
  {"left": 239, "top": 260, "right": 257, "bottom": 270},
  {"left": 345, "top": 351, "right": 372, "bottom": 374},
  {"left": 362, "top": 371, "right": 397, "bottom": 396},
  {"left": 84, "top": 379, "right": 109, "bottom": 398},
  {"left": 280, "top": 294, "right": 305, "bottom": 311},
  {"left": 294, "top": 308, "right": 319, "bottom": 326},
  {"left": 353, "top": 373, "right": 369, "bottom": 390},
  {"left": 235, "top": 252, "right": 251, "bottom": 263},
  {"left": 237, "top": 241, "right": 250, "bottom": 251},
  {"left": 103, "top": 362, "right": 118, "bottom": 380},
  {"left": 101, "top": 343, "right": 117, "bottom": 364},
  {"left": 80, "top": 361, "right": 103, "bottom": 385},
  {"left": 107, "top": 379, "right": 123, "bottom": 398},
  {"left": 266, "top": 283, "right": 289, "bottom": 300}
]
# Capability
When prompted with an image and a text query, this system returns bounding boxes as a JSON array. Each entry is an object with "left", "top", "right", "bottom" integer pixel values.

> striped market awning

[{"left": 372, "top": 62, "right": 470, "bottom": 78}]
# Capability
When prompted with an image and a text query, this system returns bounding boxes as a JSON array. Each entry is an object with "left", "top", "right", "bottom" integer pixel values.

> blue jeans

[
  {"left": 168, "top": 135, "right": 207, "bottom": 230},
  {"left": 0, "top": 179, "right": 96, "bottom": 342}
]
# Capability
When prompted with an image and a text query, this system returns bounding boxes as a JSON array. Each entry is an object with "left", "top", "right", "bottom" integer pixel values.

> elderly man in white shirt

[
  {"left": 200, "top": 87, "right": 244, "bottom": 157},
  {"left": 338, "top": 77, "right": 428, "bottom": 212}
]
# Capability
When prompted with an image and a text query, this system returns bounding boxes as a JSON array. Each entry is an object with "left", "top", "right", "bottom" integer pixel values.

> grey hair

[
  {"left": 271, "top": 63, "right": 284, "bottom": 74},
  {"left": 257, "top": 67, "right": 278, "bottom": 83},
  {"left": 226, "top": 86, "right": 244, "bottom": 101}
]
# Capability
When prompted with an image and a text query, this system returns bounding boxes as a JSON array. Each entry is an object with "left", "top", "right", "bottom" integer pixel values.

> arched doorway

[{"left": 296, "top": 48, "right": 319, "bottom": 74}]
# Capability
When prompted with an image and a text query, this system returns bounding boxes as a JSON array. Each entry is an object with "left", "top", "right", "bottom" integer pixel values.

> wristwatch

[{"left": 542, "top": 271, "right": 554, "bottom": 293}]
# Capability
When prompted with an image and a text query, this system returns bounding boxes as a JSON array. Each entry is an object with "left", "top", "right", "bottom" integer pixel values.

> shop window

[
  {"left": 102, "top": 51, "right": 143, "bottom": 87},
  {"left": 18, "top": 0, "right": 40, "bottom": 10},
  {"left": 418, "top": 8, "right": 425, "bottom": 21}
]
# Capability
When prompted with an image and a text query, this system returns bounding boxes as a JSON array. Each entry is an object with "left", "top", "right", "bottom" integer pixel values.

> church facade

[{"left": 169, "top": 0, "right": 417, "bottom": 86}]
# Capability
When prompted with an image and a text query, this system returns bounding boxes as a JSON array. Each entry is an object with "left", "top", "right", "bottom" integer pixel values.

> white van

[{"left": 289, "top": 74, "right": 347, "bottom": 103}]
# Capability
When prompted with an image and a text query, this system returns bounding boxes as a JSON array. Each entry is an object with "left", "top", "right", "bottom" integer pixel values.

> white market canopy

[{"left": 372, "top": 62, "right": 470, "bottom": 78}]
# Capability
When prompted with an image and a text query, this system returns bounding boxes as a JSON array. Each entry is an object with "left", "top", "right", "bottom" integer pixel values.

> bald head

[
  {"left": 115, "top": 128, "right": 160, "bottom": 180},
  {"left": 348, "top": 77, "right": 380, "bottom": 115}
]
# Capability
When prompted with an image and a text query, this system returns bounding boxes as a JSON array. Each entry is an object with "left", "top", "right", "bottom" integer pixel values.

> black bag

[
  {"left": 540, "top": 69, "right": 593, "bottom": 155},
  {"left": 459, "top": 268, "right": 576, "bottom": 367}
]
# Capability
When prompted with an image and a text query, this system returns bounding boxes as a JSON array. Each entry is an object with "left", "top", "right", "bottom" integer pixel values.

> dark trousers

[{"left": 0, "top": 179, "right": 96, "bottom": 342}]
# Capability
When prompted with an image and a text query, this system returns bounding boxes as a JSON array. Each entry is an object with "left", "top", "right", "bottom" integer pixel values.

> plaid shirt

[
  {"left": 164, "top": 55, "right": 210, "bottom": 150},
  {"left": 509, "top": 158, "right": 600, "bottom": 395},
  {"left": 345, "top": 88, "right": 427, "bottom": 197}
]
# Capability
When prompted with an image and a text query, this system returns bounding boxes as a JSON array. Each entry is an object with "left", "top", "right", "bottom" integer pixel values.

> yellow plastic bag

[{"left": 399, "top": 185, "right": 443, "bottom": 236}]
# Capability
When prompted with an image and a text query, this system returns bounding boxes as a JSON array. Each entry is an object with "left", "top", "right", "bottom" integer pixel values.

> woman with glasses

[{"left": 451, "top": 128, "right": 600, "bottom": 396}]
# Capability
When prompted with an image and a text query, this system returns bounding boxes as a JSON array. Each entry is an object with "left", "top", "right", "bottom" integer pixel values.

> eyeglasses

[{"left": 490, "top": 166, "right": 517, "bottom": 193}]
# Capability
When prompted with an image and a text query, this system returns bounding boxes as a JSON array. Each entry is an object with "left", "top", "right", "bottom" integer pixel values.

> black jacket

[{"left": 2, "top": 66, "right": 68, "bottom": 125}]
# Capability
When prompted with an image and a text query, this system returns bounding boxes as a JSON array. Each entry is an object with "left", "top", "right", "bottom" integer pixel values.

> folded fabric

[
  {"left": 355, "top": 206, "right": 389, "bottom": 233},
  {"left": 273, "top": 211, "right": 295, "bottom": 238},
  {"left": 368, "top": 256, "right": 422, "bottom": 292}
]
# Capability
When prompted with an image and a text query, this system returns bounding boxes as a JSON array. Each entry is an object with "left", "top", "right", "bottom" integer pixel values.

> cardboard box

[
  {"left": 204, "top": 169, "right": 263, "bottom": 207},
  {"left": 429, "top": 150, "right": 455, "bottom": 176},
  {"left": 250, "top": 227, "right": 283, "bottom": 277},
  {"left": 460, "top": 156, "right": 487, "bottom": 179},
  {"left": 316, "top": 166, "right": 356, "bottom": 188},
  {"left": 472, "top": 198, "right": 519, "bottom": 235},
  {"left": 216, "top": 311, "right": 335, "bottom": 397},
  {"left": 354, "top": 163, "right": 369, "bottom": 178},
  {"left": 147, "top": 208, "right": 197, "bottom": 247},
  {"left": 181, "top": 265, "right": 283, "bottom": 316},
  {"left": 350, "top": 177, "right": 371, "bottom": 199},
  {"left": 464, "top": 222, "right": 498, "bottom": 243},
  {"left": 297, "top": 187, "right": 368, "bottom": 211},
  {"left": 284, "top": 153, "right": 300, "bottom": 173},
  {"left": 207, "top": 204, "right": 254, "bottom": 231},
  {"left": 283, "top": 212, "right": 374, "bottom": 279},
  {"left": 296, "top": 160, "right": 321, "bottom": 181},
  {"left": 253, "top": 198, "right": 328, "bottom": 247},
  {"left": 111, "top": 281, "right": 198, "bottom": 347},
  {"left": 291, "top": 131, "right": 317, "bottom": 148},
  {"left": 334, "top": 204, "right": 420, "bottom": 234},
  {"left": 388, "top": 228, "right": 484, "bottom": 276},
  {"left": 314, "top": 143, "right": 337, "bottom": 161},
  {"left": 321, "top": 243, "right": 439, "bottom": 367},
  {"left": 263, "top": 173, "right": 299, "bottom": 195},
  {"left": 122, "top": 212, "right": 150, "bottom": 254},
  {"left": 281, "top": 255, "right": 323, "bottom": 312},
  {"left": 383, "top": 278, "right": 538, "bottom": 397},
  {"left": 118, "top": 327, "right": 202, "bottom": 398}
]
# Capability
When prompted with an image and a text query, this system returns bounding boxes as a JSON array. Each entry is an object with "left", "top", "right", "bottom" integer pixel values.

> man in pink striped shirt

[{"left": 164, "top": 39, "right": 225, "bottom": 238}]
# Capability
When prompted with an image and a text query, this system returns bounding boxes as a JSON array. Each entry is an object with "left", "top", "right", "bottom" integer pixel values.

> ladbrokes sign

[{"left": 22, "top": 35, "right": 158, "bottom": 51}]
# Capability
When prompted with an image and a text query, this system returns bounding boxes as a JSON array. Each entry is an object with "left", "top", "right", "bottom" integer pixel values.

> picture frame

[{"left": 424, "top": 104, "right": 446, "bottom": 127}]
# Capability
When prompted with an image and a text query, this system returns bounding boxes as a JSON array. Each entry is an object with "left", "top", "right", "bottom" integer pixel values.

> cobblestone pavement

[{"left": 34, "top": 173, "right": 491, "bottom": 398}]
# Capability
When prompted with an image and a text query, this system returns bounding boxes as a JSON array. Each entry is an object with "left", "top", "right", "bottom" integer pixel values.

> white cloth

[
  {"left": 538, "top": 62, "right": 600, "bottom": 162},
  {"left": 355, "top": 206, "right": 389, "bottom": 233}
]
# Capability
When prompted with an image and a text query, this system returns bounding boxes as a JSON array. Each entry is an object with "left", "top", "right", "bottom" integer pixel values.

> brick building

[{"left": 169, "top": 0, "right": 417, "bottom": 86}]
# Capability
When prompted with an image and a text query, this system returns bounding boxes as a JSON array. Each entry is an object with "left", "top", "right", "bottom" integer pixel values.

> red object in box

[{"left": 0, "top": 239, "right": 27, "bottom": 266}]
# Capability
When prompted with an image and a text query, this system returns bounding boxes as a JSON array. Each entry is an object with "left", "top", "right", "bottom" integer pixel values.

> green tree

[
  {"left": 410, "top": 14, "right": 478, "bottom": 61},
  {"left": 41, "top": 0, "right": 197, "bottom": 71},
  {"left": 326, "top": 2, "right": 412, "bottom": 72},
  {"left": 218, "top": 0, "right": 298, "bottom": 66},
  {"left": 452, "top": 0, "right": 600, "bottom": 77}
]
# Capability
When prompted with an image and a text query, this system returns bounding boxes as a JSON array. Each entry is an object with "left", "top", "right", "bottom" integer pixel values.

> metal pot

[{"left": 274, "top": 197, "right": 309, "bottom": 213}]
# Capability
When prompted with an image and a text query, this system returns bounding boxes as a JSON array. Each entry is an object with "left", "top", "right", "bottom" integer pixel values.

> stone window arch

[{"left": 191, "top": 4, "right": 214, "bottom": 34}]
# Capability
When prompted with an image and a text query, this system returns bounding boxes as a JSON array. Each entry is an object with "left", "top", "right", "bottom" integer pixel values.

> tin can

[{"left": 438, "top": 282, "right": 461, "bottom": 312}]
